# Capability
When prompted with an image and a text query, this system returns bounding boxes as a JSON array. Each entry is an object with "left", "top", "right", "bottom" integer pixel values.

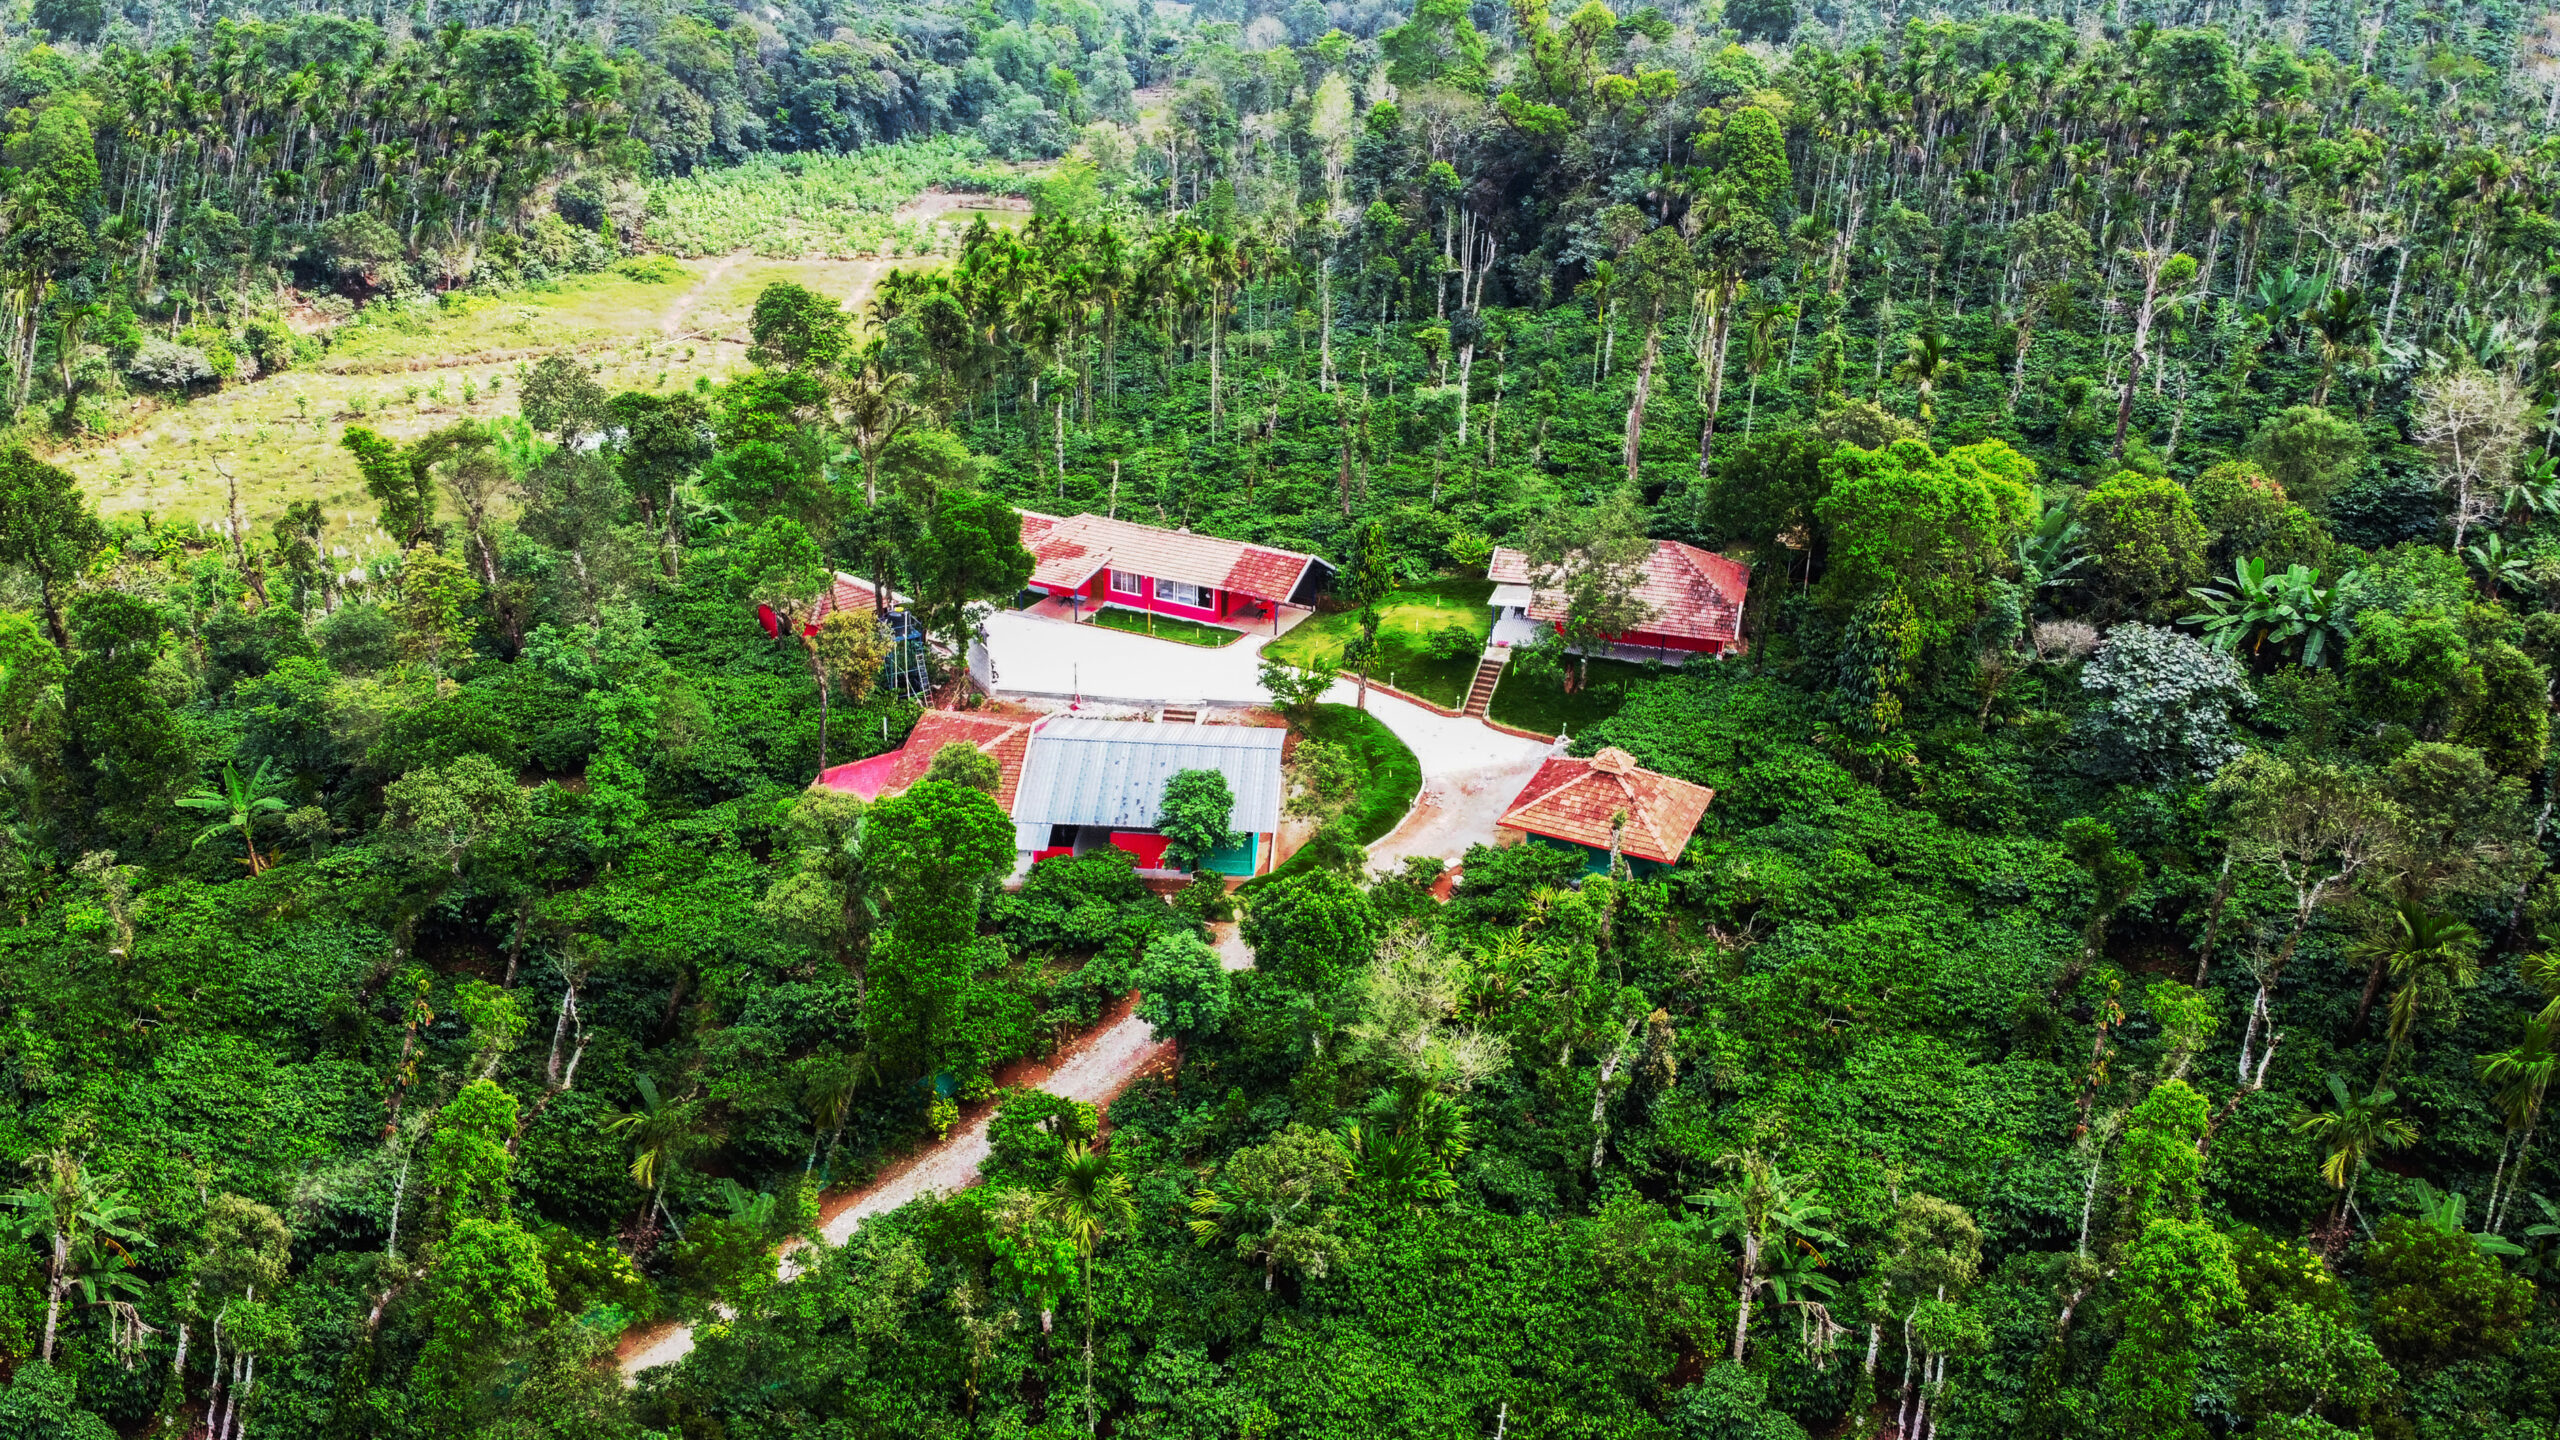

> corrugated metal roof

[{"left": 1012, "top": 718, "right": 1286, "bottom": 833}]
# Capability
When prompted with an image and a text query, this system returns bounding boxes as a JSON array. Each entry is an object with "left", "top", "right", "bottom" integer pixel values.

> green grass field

[
  {"left": 1264, "top": 578, "right": 1493, "bottom": 708},
  {"left": 1089, "top": 606, "right": 1243, "bottom": 647},
  {"left": 55, "top": 254, "right": 907, "bottom": 543},
  {"left": 1246, "top": 702, "right": 1422, "bottom": 889},
  {"left": 1487, "top": 656, "right": 1654, "bottom": 739}
]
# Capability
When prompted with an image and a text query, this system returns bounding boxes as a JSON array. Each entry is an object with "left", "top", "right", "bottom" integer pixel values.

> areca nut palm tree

[
  {"left": 2479, "top": 1012, "right": 2557, "bottom": 1233},
  {"left": 2381, "top": 907, "right": 2482, "bottom": 1077},
  {"left": 1892, "top": 311, "right": 1965, "bottom": 425},
  {"left": 2293, "top": 1072, "right": 2418, "bottom": 1224},
  {"left": 607, "top": 1075, "right": 714, "bottom": 1242},
  {"left": 1040, "top": 1141, "right": 1135, "bottom": 1435}
]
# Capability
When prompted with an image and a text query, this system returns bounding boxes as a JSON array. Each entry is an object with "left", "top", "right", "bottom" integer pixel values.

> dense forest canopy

[{"left": 2, "top": 0, "right": 2560, "bottom": 1436}]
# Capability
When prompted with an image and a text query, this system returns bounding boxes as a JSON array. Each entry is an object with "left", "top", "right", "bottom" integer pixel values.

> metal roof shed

[{"left": 1012, "top": 719, "right": 1286, "bottom": 835}]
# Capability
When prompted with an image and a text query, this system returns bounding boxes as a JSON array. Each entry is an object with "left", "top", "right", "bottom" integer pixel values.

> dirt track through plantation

[
  {"left": 659, "top": 250, "right": 749, "bottom": 340},
  {"left": 615, "top": 920, "right": 1241, "bottom": 1379}
]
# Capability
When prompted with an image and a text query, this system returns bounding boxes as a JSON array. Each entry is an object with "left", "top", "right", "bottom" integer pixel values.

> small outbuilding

[
  {"left": 1486, "top": 540, "right": 1749, "bottom": 658},
  {"left": 756, "top": 572, "right": 931, "bottom": 695},
  {"left": 814, "top": 710, "right": 1032, "bottom": 808},
  {"left": 1010, "top": 717, "right": 1285, "bottom": 877},
  {"left": 815, "top": 711, "right": 1286, "bottom": 879},
  {"left": 1494, "top": 746, "right": 1713, "bottom": 876}
]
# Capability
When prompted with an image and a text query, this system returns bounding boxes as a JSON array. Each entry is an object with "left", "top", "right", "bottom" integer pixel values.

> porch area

[{"left": 1023, "top": 590, "right": 1316, "bottom": 638}]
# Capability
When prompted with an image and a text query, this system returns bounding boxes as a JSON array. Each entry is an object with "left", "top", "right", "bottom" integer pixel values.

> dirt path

[
  {"left": 616, "top": 922, "right": 1249, "bottom": 1379},
  {"left": 660, "top": 249, "right": 749, "bottom": 340}
]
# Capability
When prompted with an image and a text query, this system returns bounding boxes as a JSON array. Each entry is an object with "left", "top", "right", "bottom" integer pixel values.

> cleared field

[
  {"left": 57, "top": 253, "right": 910, "bottom": 540},
  {"left": 642, "top": 138, "right": 1020, "bottom": 257}
]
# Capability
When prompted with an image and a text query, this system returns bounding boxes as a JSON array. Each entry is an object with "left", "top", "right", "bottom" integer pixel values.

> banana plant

[
  {"left": 2404, "top": 1180, "right": 2526, "bottom": 1258},
  {"left": 2181, "top": 558, "right": 2351, "bottom": 666},
  {"left": 2514, "top": 1194, "right": 2560, "bottom": 1288},
  {"left": 2506, "top": 454, "right": 2560, "bottom": 523},
  {"left": 2465, "top": 531, "right": 2536, "bottom": 601},
  {"left": 2015, "top": 511, "right": 2090, "bottom": 597},
  {"left": 2251, "top": 264, "right": 2325, "bottom": 341}
]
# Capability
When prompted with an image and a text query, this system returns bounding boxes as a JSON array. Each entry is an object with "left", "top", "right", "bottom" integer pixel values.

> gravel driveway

[
  {"left": 622, "top": 634, "right": 1553, "bottom": 1379},
  {"left": 620, "top": 1011, "right": 1175, "bottom": 1376}
]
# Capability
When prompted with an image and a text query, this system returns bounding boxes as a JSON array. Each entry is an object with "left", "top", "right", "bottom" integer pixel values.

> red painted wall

[
  {"left": 1543, "top": 619, "right": 1723, "bottom": 654},
  {"left": 1099, "top": 574, "right": 1228, "bottom": 622},
  {"left": 1042, "top": 572, "right": 1258, "bottom": 624},
  {"left": 1109, "top": 831, "right": 1173, "bottom": 868}
]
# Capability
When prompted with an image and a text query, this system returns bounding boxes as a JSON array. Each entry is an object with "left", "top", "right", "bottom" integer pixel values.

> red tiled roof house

[
  {"left": 1021, "top": 511, "right": 1331, "bottom": 632},
  {"left": 756, "top": 572, "right": 907, "bottom": 640},
  {"left": 813, "top": 710, "right": 1032, "bottom": 808},
  {"left": 1486, "top": 541, "right": 1749, "bottom": 656},
  {"left": 1494, "top": 746, "right": 1713, "bottom": 877}
]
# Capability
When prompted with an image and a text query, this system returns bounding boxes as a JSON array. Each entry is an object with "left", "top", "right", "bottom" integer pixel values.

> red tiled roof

[
  {"left": 812, "top": 573, "right": 901, "bottom": 624},
  {"left": 815, "top": 710, "right": 1029, "bottom": 810},
  {"left": 1496, "top": 747, "right": 1713, "bottom": 865},
  {"left": 1019, "top": 511, "right": 1324, "bottom": 601},
  {"left": 1487, "top": 541, "right": 1749, "bottom": 645},
  {"left": 761, "top": 573, "right": 909, "bottom": 638}
]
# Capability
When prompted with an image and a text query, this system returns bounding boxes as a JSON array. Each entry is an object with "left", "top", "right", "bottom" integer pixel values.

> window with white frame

[
  {"left": 1156, "top": 581, "right": 1205, "bottom": 608},
  {"left": 1110, "top": 570, "right": 1142, "bottom": 595}
]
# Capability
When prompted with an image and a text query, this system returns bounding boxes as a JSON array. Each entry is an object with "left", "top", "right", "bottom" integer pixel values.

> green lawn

[
  {"left": 1487, "top": 656, "right": 1657, "bottom": 739},
  {"left": 1263, "top": 578, "right": 1494, "bottom": 708},
  {"left": 1243, "top": 703, "right": 1422, "bottom": 889},
  {"left": 1089, "top": 606, "right": 1243, "bottom": 647}
]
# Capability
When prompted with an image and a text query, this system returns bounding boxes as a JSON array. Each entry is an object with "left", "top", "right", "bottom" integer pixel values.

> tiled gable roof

[
  {"left": 1487, "top": 540, "right": 1750, "bottom": 645},
  {"left": 811, "top": 573, "right": 907, "bottom": 624},
  {"left": 816, "top": 710, "right": 1029, "bottom": 810},
  {"left": 761, "top": 573, "right": 909, "bottom": 638},
  {"left": 1496, "top": 747, "right": 1714, "bottom": 865},
  {"left": 1019, "top": 511, "right": 1324, "bottom": 601}
]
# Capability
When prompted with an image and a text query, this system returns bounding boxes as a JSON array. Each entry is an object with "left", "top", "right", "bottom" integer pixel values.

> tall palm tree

[
  {"left": 1577, "top": 259, "right": 1620, "bottom": 383},
  {"left": 1039, "top": 1141, "right": 1134, "bottom": 1435},
  {"left": 2350, "top": 898, "right": 2476, "bottom": 1041},
  {"left": 176, "top": 759, "right": 290, "bottom": 875},
  {"left": 2303, "top": 285, "right": 2376, "bottom": 409},
  {"left": 2378, "top": 905, "right": 2481, "bottom": 1079},
  {"left": 1891, "top": 310, "right": 1965, "bottom": 426},
  {"left": 3, "top": 1150, "right": 144, "bottom": 1363},
  {"left": 607, "top": 1076, "right": 715, "bottom": 1242},
  {"left": 1740, "top": 293, "right": 1793, "bottom": 440},
  {"left": 1199, "top": 231, "right": 1246, "bottom": 439},
  {"left": 2294, "top": 1073, "right": 2418, "bottom": 1225},
  {"left": 2479, "top": 1015, "right": 2557, "bottom": 1234}
]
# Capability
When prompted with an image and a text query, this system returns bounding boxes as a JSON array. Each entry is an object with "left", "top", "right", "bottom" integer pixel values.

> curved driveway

[{"left": 623, "top": 618, "right": 1550, "bottom": 1378}]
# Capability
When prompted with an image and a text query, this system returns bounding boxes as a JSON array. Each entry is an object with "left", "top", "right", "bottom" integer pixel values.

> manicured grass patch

[
  {"left": 1089, "top": 606, "right": 1243, "bottom": 647},
  {"left": 1243, "top": 702, "right": 1422, "bottom": 889},
  {"left": 1263, "top": 577, "right": 1493, "bottom": 708},
  {"left": 1487, "top": 657, "right": 1657, "bottom": 738}
]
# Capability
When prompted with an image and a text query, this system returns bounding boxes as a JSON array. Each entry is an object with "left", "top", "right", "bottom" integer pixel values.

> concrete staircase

[
  {"left": 1160, "top": 704, "right": 1203, "bottom": 725},
  {"left": 1462, "top": 651, "right": 1509, "bottom": 718}
]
